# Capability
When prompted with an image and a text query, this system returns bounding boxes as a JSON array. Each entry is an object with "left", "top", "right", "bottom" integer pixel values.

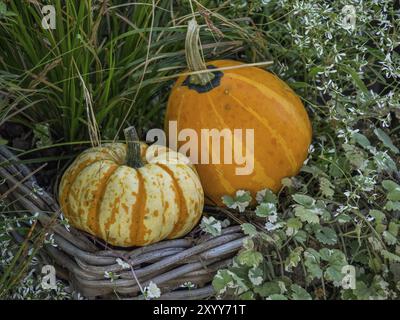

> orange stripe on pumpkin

[
  {"left": 203, "top": 92, "right": 276, "bottom": 188},
  {"left": 228, "top": 93, "right": 298, "bottom": 172},
  {"left": 157, "top": 164, "right": 188, "bottom": 239},
  {"left": 130, "top": 170, "right": 148, "bottom": 245},
  {"left": 103, "top": 169, "right": 126, "bottom": 240},
  {"left": 174, "top": 93, "right": 186, "bottom": 129},
  {"left": 228, "top": 73, "right": 311, "bottom": 138},
  {"left": 86, "top": 164, "right": 119, "bottom": 235},
  {"left": 59, "top": 156, "right": 106, "bottom": 227}
]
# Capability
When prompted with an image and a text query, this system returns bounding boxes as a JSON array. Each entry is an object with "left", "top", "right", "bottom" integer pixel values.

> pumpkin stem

[
  {"left": 185, "top": 18, "right": 215, "bottom": 86},
  {"left": 124, "top": 126, "right": 144, "bottom": 169}
]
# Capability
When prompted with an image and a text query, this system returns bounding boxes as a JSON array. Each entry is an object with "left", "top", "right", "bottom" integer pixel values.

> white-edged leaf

[{"left": 374, "top": 128, "right": 399, "bottom": 154}]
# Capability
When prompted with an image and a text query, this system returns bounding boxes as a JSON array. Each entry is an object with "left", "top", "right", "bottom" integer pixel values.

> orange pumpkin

[
  {"left": 59, "top": 127, "right": 204, "bottom": 247},
  {"left": 165, "top": 21, "right": 312, "bottom": 206}
]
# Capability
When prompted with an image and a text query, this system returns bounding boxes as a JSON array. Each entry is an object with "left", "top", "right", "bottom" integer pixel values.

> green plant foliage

[
  {"left": 0, "top": 0, "right": 264, "bottom": 148},
  {"left": 0, "top": 0, "right": 399, "bottom": 300},
  {"left": 212, "top": 0, "right": 399, "bottom": 300}
]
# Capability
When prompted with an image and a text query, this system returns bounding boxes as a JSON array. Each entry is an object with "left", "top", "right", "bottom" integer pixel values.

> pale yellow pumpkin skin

[{"left": 59, "top": 143, "right": 204, "bottom": 247}]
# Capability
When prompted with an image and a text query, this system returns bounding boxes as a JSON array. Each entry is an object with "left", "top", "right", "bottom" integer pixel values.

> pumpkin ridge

[
  {"left": 87, "top": 164, "right": 119, "bottom": 236},
  {"left": 59, "top": 156, "right": 108, "bottom": 227},
  {"left": 204, "top": 94, "right": 278, "bottom": 188},
  {"left": 102, "top": 167, "right": 125, "bottom": 240},
  {"left": 191, "top": 94, "right": 236, "bottom": 201},
  {"left": 174, "top": 93, "right": 186, "bottom": 134},
  {"left": 130, "top": 169, "right": 148, "bottom": 245},
  {"left": 206, "top": 94, "right": 230, "bottom": 129},
  {"left": 227, "top": 72, "right": 312, "bottom": 138},
  {"left": 228, "top": 93, "right": 298, "bottom": 171},
  {"left": 157, "top": 164, "right": 188, "bottom": 238},
  {"left": 101, "top": 146, "right": 126, "bottom": 164},
  {"left": 156, "top": 169, "right": 168, "bottom": 242},
  {"left": 196, "top": 95, "right": 238, "bottom": 199}
]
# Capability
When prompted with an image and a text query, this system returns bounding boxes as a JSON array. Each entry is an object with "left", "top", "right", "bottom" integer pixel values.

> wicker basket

[{"left": 0, "top": 146, "right": 245, "bottom": 299}]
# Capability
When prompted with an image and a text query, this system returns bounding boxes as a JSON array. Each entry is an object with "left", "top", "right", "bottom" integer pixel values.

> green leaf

[
  {"left": 235, "top": 190, "right": 252, "bottom": 203},
  {"left": 325, "top": 265, "right": 346, "bottom": 284},
  {"left": 239, "top": 291, "right": 255, "bottom": 300},
  {"left": 200, "top": 216, "right": 222, "bottom": 236},
  {"left": 341, "top": 65, "right": 369, "bottom": 95},
  {"left": 290, "top": 284, "right": 312, "bottom": 300},
  {"left": 241, "top": 223, "right": 258, "bottom": 237},
  {"left": 388, "top": 190, "right": 400, "bottom": 202},
  {"left": 295, "top": 206, "right": 320, "bottom": 224},
  {"left": 381, "top": 250, "right": 400, "bottom": 263},
  {"left": 368, "top": 236, "right": 384, "bottom": 251},
  {"left": 242, "top": 238, "right": 255, "bottom": 250},
  {"left": 255, "top": 202, "right": 277, "bottom": 217},
  {"left": 212, "top": 270, "right": 249, "bottom": 295},
  {"left": 319, "top": 249, "right": 348, "bottom": 284},
  {"left": 260, "top": 232, "right": 275, "bottom": 244},
  {"left": 254, "top": 280, "right": 286, "bottom": 297},
  {"left": 382, "top": 180, "right": 400, "bottom": 201},
  {"left": 285, "top": 247, "right": 303, "bottom": 272},
  {"left": 369, "top": 210, "right": 385, "bottom": 224},
  {"left": 383, "top": 231, "right": 397, "bottom": 246},
  {"left": 304, "top": 249, "right": 323, "bottom": 280},
  {"left": 352, "top": 132, "right": 371, "bottom": 149},
  {"left": 351, "top": 281, "right": 372, "bottom": 300},
  {"left": 350, "top": 277, "right": 390, "bottom": 300},
  {"left": 256, "top": 189, "right": 277, "bottom": 204},
  {"left": 294, "top": 230, "right": 308, "bottom": 243},
  {"left": 222, "top": 195, "right": 235, "bottom": 207},
  {"left": 248, "top": 267, "right": 264, "bottom": 286},
  {"left": 338, "top": 214, "right": 352, "bottom": 223},
  {"left": 385, "top": 201, "right": 400, "bottom": 211},
  {"left": 374, "top": 152, "right": 397, "bottom": 173},
  {"left": 222, "top": 190, "right": 252, "bottom": 212},
  {"left": 287, "top": 217, "right": 303, "bottom": 230},
  {"left": 286, "top": 217, "right": 302, "bottom": 236},
  {"left": 343, "top": 143, "right": 367, "bottom": 169},
  {"left": 374, "top": 128, "right": 399, "bottom": 154},
  {"left": 293, "top": 194, "right": 315, "bottom": 207},
  {"left": 237, "top": 250, "right": 263, "bottom": 268},
  {"left": 388, "top": 222, "right": 399, "bottom": 237},
  {"left": 382, "top": 180, "right": 400, "bottom": 191},
  {"left": 212, "top": 270, "right": 233, "bottom": 294},
  {"left": 319, "top": 177, "right": 334, "bottom": 198},
  {"left": 315, "top": 226, "right": 338, "bottom": 245},
  {"left": 281, "top": 177, "right": 293, "bottom": 188},
  {"left": 319, "top": 248, "right": 344, "bottom": 263},
  {"left": 254, "top": 281, "right": 282, "bottom": 297}
]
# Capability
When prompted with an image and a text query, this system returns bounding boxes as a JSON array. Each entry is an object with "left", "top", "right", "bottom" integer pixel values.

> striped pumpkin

[
  {"left": 59, "top": 127, "right": 204, "bottom": 247},
  {"left": 165, "top": 59, "right": 312, "bottom": 206}
]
